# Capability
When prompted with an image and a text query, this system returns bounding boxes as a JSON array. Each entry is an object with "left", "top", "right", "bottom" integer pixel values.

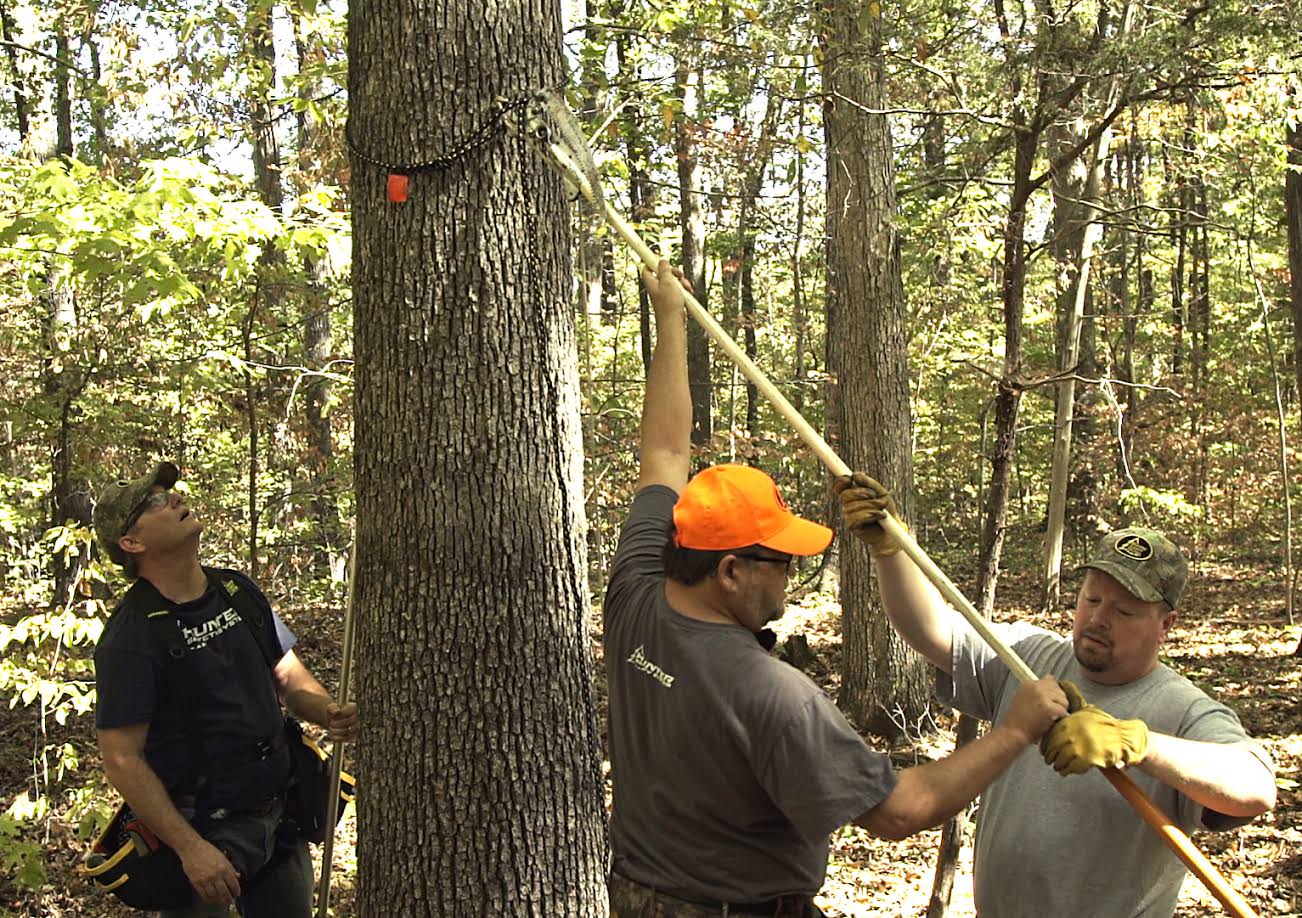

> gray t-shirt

[
  {"left": 603, "top": 486, "right": 897, "bottom": 902},
  {"left": 940, "top": 619, "right": 1273, "bottom": 918}
]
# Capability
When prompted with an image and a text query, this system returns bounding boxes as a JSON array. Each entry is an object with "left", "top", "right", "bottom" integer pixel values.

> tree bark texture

[
  {"left": 292, "top": 11, "right": 340, "bottom": 568},
  {"left": 1288, "top": 117, "right": 1302, "bottom": 435},
  {"left": 675, "top": 56, "right": 713, "bottom": 447},
  {"left": 1042, "top": 108, "right": 1115, "bottom": 609},
  {"left": 791, "top": 80, "right": 808, "bottom": 414},
  {"left": 822, "top": 0, "right": 928, "bottom": 737},
  {"left": 349, "top": 2, "right": 607, "bottom": 913},
  {"left": 83, "top": 2, "right": 109, "bottom": 160},
  {"left": 243, "top": 0, "right": 288, "bottom": 579},
  {"left": 41, "top": 133, "right": 80, "bottom": 604},
  {"left": 734, "top": 88, "right": 780, "bottom": 435},
  {"left": 976, "top": 126, "right": 1037, "bottom": 615},
  {"left": 54, "top": 21, "right": 72, "bottom": 158},
  {"left": 616, "top": 33, "right": 654, "bottom": 375},
  {"left": 1284, "top": 114, "right": 1301, "bottom": 643},
  {"left": 0, "top": 1, "right": 28, "bottom": 141},
  {"left": 925, "top": 712, "right": 981, "bottom": 918}
]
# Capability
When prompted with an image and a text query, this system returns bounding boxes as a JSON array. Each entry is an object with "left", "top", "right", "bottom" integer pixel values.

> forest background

[{"left": 0, "top": 0, "right": 1298, "bottom": 914}]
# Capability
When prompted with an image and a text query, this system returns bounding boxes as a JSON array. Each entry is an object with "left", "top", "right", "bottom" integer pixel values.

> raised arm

[
  {"left": 637, "top": 260, "right": 693, "bottom": 493},
  {"left": 857, "top": 676, "right": 1068, "bottom": 838},
  {"left": 98, "top": 724, "right": 241, "bottom": 906},
  {"left": 836, "top": 473, "right": 956, "bottom": 672}
]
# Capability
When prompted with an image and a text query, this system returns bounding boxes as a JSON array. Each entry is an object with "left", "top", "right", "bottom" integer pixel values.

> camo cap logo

[
  {"left": 1114, "top": 534, "right": 1153, "bottom": 561},
  {"left": 1083, "top": 526, "right": 1187, "bottom": 609}
]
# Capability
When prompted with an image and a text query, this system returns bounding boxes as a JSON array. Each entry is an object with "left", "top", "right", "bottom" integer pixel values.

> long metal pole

[
  {"left": 315, "top": 537, "right": 359, "bottom": 918},
  {"left": 542, "top": 130, "right": 1257, "bottom": 918}
]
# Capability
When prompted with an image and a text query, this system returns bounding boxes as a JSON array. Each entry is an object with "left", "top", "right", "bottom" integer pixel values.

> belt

[
  {"left": 611, "top": 871, "right": 816, "bottom": 917},
  {"left": 207, "top": 730, "right": 288, "bottom": 771},
  {"left": 174, "top": 793, "right": 282, "bottom": 821}
]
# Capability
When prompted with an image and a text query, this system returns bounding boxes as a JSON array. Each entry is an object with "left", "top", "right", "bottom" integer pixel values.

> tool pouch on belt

[
  {"left": 282, "top": 716, "right": 357, "bottom": 844},
  {"left": 79, "top": 801, "right": 195, "bottom": 910}
]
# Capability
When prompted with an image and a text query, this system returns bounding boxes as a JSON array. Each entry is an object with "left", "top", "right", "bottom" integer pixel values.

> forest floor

[{"left": 2, "top": 559, "right": 1298, "bottom": 917}]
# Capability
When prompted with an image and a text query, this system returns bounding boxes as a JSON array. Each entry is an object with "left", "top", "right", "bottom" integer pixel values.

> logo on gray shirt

[{"left": 627, "top": 645, "right": 675, "bottom": 688}]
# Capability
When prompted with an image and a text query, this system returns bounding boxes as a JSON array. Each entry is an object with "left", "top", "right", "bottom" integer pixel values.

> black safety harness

[{"left": 117, "top": 567, "right": 287, "bottom": 805}]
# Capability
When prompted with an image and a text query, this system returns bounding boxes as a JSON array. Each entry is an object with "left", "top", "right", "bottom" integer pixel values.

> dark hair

[{"left": 662, "top": 526, "right": 755, "bottom": 586}]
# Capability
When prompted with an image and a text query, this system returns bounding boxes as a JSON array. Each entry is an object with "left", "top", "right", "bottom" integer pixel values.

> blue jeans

[{"left": 159, "top": 802, "right": 313, "bottom": 918}]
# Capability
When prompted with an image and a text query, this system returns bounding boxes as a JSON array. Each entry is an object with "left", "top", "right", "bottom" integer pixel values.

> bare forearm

[
  {"left": 873, "top": 551, "right": 955, "bottom": 673},
  {"left": 1138, "top": 735, "right": 1276, "bottom": 818},
  {"left": 284, "top": 684, "right": 333, "bottom": 728},
  {"left": 103, "top": 755, "right": 207, "bottom": 857},
  {"left": 860, "top": 723, "right": 1026, "bottom": 839},
  {"left": 638, "top": 273, "right": 692, "bottom": 491}
]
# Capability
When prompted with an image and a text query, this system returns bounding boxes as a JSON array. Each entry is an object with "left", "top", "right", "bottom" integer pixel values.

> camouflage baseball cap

[
  {"left": 1081, "top": 526, "right": 1187, "bottom": 610},
  {"left": 93, "top": 462, "right": 179, "bottom": 566}
]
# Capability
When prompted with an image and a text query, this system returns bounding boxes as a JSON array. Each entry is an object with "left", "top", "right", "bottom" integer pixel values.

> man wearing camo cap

[
  {"left": 92, "top": 462, "right": 357, "bottom": 916},
  {"left": 838, "top": 474, "right": 1276, "bottom": 918}
]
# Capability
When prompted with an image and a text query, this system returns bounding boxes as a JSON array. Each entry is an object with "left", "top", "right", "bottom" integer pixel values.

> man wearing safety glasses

[
  {"left": 91, "top": 463, "right": 357, "bottom": 916},
  {"left": 603, "top": 262, "right": 1070, "bottom": 917}
]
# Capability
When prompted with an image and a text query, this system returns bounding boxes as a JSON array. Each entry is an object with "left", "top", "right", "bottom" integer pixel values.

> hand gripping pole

[{"left": 529, "top": 89, "right": 1257, "bottom": 918}]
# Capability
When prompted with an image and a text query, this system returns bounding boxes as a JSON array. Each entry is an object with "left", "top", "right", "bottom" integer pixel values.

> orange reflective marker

[{"left": 387, "top": 173, "right": 409, "bottom": 203}]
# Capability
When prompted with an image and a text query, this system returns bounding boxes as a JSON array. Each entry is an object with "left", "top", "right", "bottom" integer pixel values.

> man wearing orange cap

[{"left": 603, "top": 262, "right": 1070, "bottom": 917}]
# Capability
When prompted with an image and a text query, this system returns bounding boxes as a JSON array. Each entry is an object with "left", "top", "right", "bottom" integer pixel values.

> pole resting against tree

[
  {"left": 315, "top": 536, "right": 360, "bottom": 918},
  {"left": 527, "top": 89, "right": 1258, "bottom": 918}
]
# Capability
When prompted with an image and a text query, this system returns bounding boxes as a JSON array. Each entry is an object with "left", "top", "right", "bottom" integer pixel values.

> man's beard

[
  {"left": 1074, "top": 648, "right": 1107, "bottom": 673},
  {"left": 1074, "top": 634, "right": 1110, "bottom": 672}
]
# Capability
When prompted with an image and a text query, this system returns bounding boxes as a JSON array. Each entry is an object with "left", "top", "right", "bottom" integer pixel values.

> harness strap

[{"left": 129, "top": 569, "right": 283, "bottom": 798}]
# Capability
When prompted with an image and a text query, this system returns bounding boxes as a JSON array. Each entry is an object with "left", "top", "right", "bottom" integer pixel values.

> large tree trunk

[
  {"left": 822, "top": 0, "right": 928, "bottom": 738},
  {"left": 1119, "top": 127, "right": 1146, "bottom": 481},
  {"left": 1041, "top": 119, "right": 1094, "bottom": 610},
  {"left": 349, "top": 1, "right": 607, "bottom": 912},
  {"left": 1189, "top": 168, "right": 1211, "bottom": 532},
  {"left": 1168, "top": 104, "right": 1191, "bottom": 375}
]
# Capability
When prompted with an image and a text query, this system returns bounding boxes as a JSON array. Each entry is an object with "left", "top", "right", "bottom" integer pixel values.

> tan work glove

[
  {"left": 833, "top": 472, "right": 903, "bottom": 557},
  {"left": 1040, "top": 680, "right": 1149, "bottom": 775}
]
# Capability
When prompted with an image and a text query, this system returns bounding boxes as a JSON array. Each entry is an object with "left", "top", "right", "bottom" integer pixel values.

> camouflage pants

[{"left": 608, "top": 872, "right": 824, "bottom": 918}]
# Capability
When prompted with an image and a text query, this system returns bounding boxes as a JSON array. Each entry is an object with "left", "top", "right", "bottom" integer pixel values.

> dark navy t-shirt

[{"left": 94, "top": 570, "right": 296, "bottom": 808}]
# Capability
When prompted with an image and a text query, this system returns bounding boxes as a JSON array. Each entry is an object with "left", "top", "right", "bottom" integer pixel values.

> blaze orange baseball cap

[{"left": 673, "top": 464, "right": 833, "bottom": 555}]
